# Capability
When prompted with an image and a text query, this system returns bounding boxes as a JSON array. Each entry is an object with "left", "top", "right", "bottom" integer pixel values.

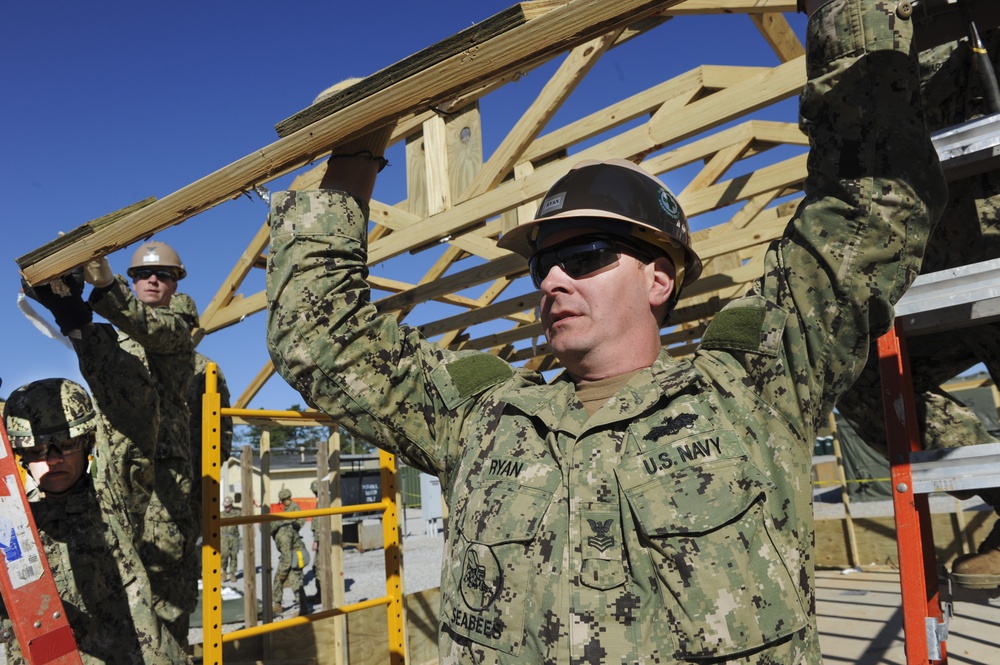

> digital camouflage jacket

[
  {"left": 90, "top": 276, "right": 195, "bottom": 464},
  {"left": 837, "top": 27, "right": 1000, "bottom": 457},
  {"left": 89, "top": 276, "right": 198, "bottom": 624},
  {"left": 266, "top": 1, "right": 946, "bottom": 663},
  {"left": 0, "top": 322, "right": 186, "bottom": 664}
]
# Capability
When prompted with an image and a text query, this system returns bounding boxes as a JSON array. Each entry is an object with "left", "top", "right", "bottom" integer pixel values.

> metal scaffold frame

[{"left": 197, "top": 363, "right": 406, "bottom": 665}]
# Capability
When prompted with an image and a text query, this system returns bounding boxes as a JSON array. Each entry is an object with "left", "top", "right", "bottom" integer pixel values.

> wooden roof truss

[{"left": 17, "top": 0, "right": 810, "bottom": 407}]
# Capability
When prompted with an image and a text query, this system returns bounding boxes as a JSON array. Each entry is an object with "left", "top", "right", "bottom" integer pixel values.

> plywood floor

[{"left": 816, "top": 569, "right": 1000, "bottom": 664}]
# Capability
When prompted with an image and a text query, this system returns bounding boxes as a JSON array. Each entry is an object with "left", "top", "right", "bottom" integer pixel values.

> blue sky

[{"left": 1, "top": 2, "right": 808, "bottom": 408}]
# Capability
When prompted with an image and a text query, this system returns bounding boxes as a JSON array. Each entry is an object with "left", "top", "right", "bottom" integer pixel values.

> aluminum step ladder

[
  {"left": 878, "top": 258, "right": 1000, "bottom": 664},
  {"left": 917, "top": 0, "right": 1000, "bottom": 183}
]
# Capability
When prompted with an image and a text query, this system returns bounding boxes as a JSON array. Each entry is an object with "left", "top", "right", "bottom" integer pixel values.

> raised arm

[
  {"left": 699, "top": 0, "right": 948, "bottom": 438},
  {"left": 73, "top": 321, "right": 158, "bottom": 532},
  {"left": 265, "top": 125, "right": 488, "bottom": 476}
]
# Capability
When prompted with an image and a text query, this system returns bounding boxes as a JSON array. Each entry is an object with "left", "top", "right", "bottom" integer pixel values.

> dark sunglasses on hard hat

[
  {"left": 131, "top": 268, "right": 178, "bottom": 282},
  {"left": 18, "top": 437, "right": 90, "bottom": 462},
  {"left": 529, "top": 234, "right": 654, "bottom": 288}
]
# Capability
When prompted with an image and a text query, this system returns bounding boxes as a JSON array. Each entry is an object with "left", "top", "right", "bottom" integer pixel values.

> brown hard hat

[{"left": 497, "top": 159, "right": 702, "bottom": 294}]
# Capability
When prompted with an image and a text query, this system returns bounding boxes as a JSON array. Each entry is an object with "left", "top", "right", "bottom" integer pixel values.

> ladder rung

[
  {"left": 908, "top": 442, "right": 1000, "bottom": 494},
  {"left": 894, "top": 258, "right": 1000, "bottom": 334},
  {"left": 932, "top": 112, "right": 1000, "bottom": 181}
]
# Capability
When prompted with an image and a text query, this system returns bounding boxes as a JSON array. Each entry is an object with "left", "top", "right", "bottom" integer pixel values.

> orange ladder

[
  {"left": 876, "top": 258, "right": 1000, "bottom": 663},
  {"left": 0, "top": 417, "right": 81, "bottom": 663},
  {"left": 878, "top": 320, "right": 950, "bottom": 664}
]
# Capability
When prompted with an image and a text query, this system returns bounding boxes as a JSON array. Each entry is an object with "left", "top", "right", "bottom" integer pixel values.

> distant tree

[
  {"left": 338, "top": 425, "right": 375, "bottom": 455},
  {"left": 232, "top": 406, "right": 376, "bottom": 455},
  {"left": 233, "top": 404, "right": 328, "bottom": 453}
]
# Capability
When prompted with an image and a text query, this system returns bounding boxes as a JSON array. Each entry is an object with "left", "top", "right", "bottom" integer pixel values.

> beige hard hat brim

[{"left": 497, "top": 209, "right": 644, "bottom": 258}]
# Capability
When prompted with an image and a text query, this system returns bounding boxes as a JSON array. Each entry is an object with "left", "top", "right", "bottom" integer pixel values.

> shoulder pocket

[
  {"left": 431, "top": 353, "right": 513, "bottom": 409},
  {"left": 700, "top": 295, "right": 788, "bottom": 357}
]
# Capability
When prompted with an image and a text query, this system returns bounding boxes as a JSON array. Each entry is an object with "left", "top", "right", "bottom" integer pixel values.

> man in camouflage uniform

[
  {"left": 220, "top": 496, "right": 242, "bottom": 583},
  {"left": 1, "top": 273, "right": 186, "bottom": 663},
  {"left": 271, "top": 488, "right": 308, "bottom": 615},
  {"left": 82, "top": 240, "right": 198, "bottom": 645},
  {"left": 267, "top": 0, "right": 945, "bottom": 661},
  {"left": 837, "top": 25, "right": 1000, "bottom": 589},
  {"left": 308, "top": 478, "right": 330, "bottom": 603}
]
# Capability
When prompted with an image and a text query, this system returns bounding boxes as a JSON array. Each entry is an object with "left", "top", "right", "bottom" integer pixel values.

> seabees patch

[{"left": 461, "top": 543, "right": 503, "bottom": 611}]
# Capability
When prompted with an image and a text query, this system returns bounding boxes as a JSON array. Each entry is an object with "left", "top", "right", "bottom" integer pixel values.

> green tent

[{"left": 833, "top": 385, "right": 999, "bottom": 502}]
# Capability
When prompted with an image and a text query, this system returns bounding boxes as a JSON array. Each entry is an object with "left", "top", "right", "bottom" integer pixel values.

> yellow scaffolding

[{"left": 199, "top": 362, "right": 406, "bottom": 664}]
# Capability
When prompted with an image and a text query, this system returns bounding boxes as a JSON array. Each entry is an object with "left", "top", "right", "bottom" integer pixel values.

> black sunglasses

[
  {"left": 529, "top": 234, "right": 653, "bottom": 288},
  {"left": 18, "top": 437, "right": 90, "bottom": 462},
  {"left": 132, "top": 268, "right": 177, "bottom": 282}
]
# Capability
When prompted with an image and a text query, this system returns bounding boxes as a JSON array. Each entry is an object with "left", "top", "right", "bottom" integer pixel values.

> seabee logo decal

[
  {"left": 658, "top": 188, "right": 681, "bottom": 220},
  {"left": 461, "top": 544, "right": 503, "bottom": 610}
]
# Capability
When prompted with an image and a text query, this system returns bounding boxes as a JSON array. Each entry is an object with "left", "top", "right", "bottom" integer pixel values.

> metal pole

[{"left": 959, "top": 0, "right": 1000, "bottom": 114}]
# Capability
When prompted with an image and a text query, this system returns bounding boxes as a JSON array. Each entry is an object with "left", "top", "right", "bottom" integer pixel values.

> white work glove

[{"left": 82, "top": 257, "right": 114, "bottom": 288}]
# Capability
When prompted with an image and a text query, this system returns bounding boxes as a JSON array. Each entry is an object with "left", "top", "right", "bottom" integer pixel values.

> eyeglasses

[
  {"left": 131, "top": 268, "right": 177, "bottom": 282},
  {"left": 528, "top": 234, "right": 653, "bottom": 288},
  {"left": 18, "top": 437, "right": 90, "bottom": 462}
]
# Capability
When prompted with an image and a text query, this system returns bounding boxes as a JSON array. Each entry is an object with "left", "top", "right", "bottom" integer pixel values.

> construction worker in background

[
  {"left": 82, "top": 240, "right": 198, "bottom": 647},
  {"left": 3, "top": 271, "right": 187, "bottom": 663},
  {"left": 836, "top": 26, "right": 1000, "bottom": 591},
  {"left": 266, "top": 0, "right": 947, "bottom": 661},
  {"left": 309, "top": 479, "right": 324, "bottom": 554},
  {"left": 220, "top": 496, "right": 242, "bottom": 583},
  {"left": 308, "top": 479, "right": 329, "bottom": 603},
  {"left": 272, "top": 488, "right": 309, "bottom": 615}
]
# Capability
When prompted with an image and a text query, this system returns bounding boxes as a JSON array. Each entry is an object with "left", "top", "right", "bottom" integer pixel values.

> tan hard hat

[
  {"left": 127, "top": 241, "right": 187, "bottom": 280},
  {"left": 497, "top": 159, "right": 702, "bottom": 293},
  {"left": 313, "top": 77, "right": 363, "bottom": 105},
  {"left": 4, "top": 378, "right": 97, "bottom": 449}
]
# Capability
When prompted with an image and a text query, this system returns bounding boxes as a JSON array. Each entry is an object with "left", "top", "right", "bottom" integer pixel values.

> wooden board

[
  {"left": 17, "top": 0, "right": 687, "bottom": 286},
  {"left": 219, "top": 588, "right": 439, "bottom": 665},
  {"left": 274, "top": 4, "right": 555, "bottom": 138},
  {"left": 815, "top": 568, "right": 1000, "bottom": 665}
]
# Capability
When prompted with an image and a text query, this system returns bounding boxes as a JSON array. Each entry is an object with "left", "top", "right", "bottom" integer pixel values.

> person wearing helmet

[
  {"left": 3, "top": 272, "right": 186, "bottom": 663},
  {"left": 220, "top": 495, "right": 242, "bottom": 583},
  {"left": 271, "top": 488, "right": 308, "bottom": 615},
  {"left": 266, "top": 1, "right": 946, "bottom": 662},
  {"left": 81, "top": 240, "right": 198, "bottom": 646},
  {"left": 307, "top": 478, "right": 330, "bottom": 604},
  {"left": 834, "top": 27, "right": 1000, "bottom": 590},
  {"left": 125, "top": 241, "right": 187, "bottom": 307},
  {"left": 498, "top": 156, "right": 701, "bottom": 334}
]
